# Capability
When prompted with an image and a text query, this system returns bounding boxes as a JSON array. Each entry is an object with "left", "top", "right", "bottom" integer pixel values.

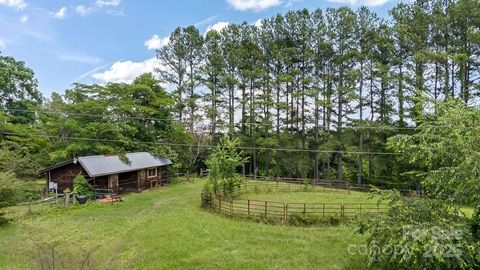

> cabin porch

[{"left": 90, "top": 167, "right": 168, "bottom": 195}]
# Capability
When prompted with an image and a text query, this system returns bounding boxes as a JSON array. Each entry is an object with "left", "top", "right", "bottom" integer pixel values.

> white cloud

[
  {"left": 206, "top": 21, "right": 229, "bottom": 33},
  {"left": 0, "top": 0, "right": 27, "bottom": 10},
  {"left": 327, "top": 0, "right": 389, "bottom": 7},
  {"left": 144, "top": 34, "right": 169, "bottom": 50},
  {"left": 57, "top": 51, "right": 102, "bottom": 64},
  {"left": 362, "top": 0, "right": 389, "bottom": 6},
  {"left": 75, "top": 5, "right": 92, "bottom": 16},
  {"left": 75, "top": 2, "right": 122, "bottom": 17},
  {"left": 226, "top": 0, "right": 281, "bottom": 11},
  {"left": 193, "top": 15, "right": 217, "bottom": 27},
  {"left": 285, "top": 0, "right": 302, "bottom": 7},
  {"left": 92, "top": 57, "right": 158, "bottom": 83},
  {"left": 19, "top": 14, "right": 28, "bottom": 23},
  {"left": 0, "top": 39, "right": 5, "bottom": 49},
  {"left": 52, "top": 6, "right": 67, "bottom": 19},
  {"left": 106, "top": 9, "right": 124, "bottom": 16},
  {"left": 95, "top": 0, "right": 121, "bottom": 7},
  {"left": 72, "top": 62, "right": 113, "bottom": 83}
]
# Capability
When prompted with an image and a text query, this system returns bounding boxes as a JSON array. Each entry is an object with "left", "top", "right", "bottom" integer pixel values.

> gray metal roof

[{"left": 77, "top": 152, "right": 172, "bottom": 177}]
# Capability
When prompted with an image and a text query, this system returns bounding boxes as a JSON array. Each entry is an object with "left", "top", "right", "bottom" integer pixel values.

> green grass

[
  {"left": 239, "top": 189, "right": 379, "bottom": 205},
  {"left": 0, "top": 180, "right": 369, "bottom": 270}
]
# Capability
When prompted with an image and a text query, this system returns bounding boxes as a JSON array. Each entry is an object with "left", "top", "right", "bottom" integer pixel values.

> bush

[
  {"left": 0, "top": 171, "right": 24, "bottom": 224},
  {"left": 201, "top": 182, "right": 214, "bottom": 208},
  {"left": 202, "top": 137, "right": 247, "bottom": 199},
  {"left": 471, "top": 204, "right": 480, "bottom": 240},
  {"left": 73, "top": 174, "right": 93, "bottom": 199},
  {"left": 287, "top": 213, "right": 342, "bottom": 227},
  {"left": 301, "top": 179, "right": 311, "bottom": 192},
  {"left": 356, "top": 190, "right": 478, "bottom": 269},
  {"left": 17, "top": 180, "right": 44, "bottom": 203}
]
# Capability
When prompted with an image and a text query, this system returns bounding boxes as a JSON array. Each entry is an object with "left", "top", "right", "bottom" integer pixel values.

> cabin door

[{"left": 138, "top": 169, "right": 146, "bottom": 189}]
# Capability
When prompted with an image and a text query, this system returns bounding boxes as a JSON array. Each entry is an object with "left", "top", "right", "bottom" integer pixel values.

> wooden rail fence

[
  {"left": 242, "top": 177, "right": 419, "bottom": 195},
  {"left": 235, "top": 180, "right": 354, "bottom": 195},
  {"left": 205, "top": 194, "right": 388, "bottom": 223}
]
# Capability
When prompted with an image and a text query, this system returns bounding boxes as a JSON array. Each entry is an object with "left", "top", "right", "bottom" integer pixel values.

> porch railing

[{"left": 93, "top": 188, "right": 115, "bottom": 199}]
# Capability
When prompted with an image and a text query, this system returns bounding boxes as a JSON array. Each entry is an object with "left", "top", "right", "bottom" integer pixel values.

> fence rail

[
  {"left": 234, "top": 180, "right": 354, "bottom": 196},
  {"left": 242, "top": 176, "right": 419, "bottom": 195},
  {"left": 205, "top": 193, "right": 388, "bottom": 223}
]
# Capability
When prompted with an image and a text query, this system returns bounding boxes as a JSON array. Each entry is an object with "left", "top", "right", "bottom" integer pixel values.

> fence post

[
  {"left": 341, "top": 204, "right": 344, "bottom": 219},
  {"left": 284, "top": 204, "right": 288, "bottom": 223},
  {"left": 323, "top": 203, "right": 325, "bottom": 217},
  {"left": 248, "top": 200, "right": 250, "bottom": 216},
  {"left": 377, "top": 204, "right": 380, "bottom": 213},
  {"left": 304, "top": 203, "right": 306, "bottom": 218},
  {"left": 264, "top": 201, "right": 268, "bottom": 219}
]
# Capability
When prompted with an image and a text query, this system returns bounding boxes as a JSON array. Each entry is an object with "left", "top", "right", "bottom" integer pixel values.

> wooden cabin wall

[
  {"left": 159, "top": 166, "right": 168, "bottom": 183},
  {"left": 47, "top": 163, "right": 86, "bottom": 193},
  {"left": 138, "top": 169, "right": 146, "bottom": 189}
]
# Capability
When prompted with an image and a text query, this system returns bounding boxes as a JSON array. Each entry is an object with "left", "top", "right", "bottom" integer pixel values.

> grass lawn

[
  {"left": 239, "top": 189, "right": 380, "bottom": 205},
  {"left": 0, "top": 180, "right": 370, "bottom": 270}
]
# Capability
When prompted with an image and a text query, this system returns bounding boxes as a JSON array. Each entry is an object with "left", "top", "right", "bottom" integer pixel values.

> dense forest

[{"left": 1, "top": 0, "right": 479, "bottom": 191}]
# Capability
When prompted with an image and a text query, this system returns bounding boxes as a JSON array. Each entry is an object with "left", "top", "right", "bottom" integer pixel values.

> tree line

[
  {"left": 0, "top": 0, "right": 479, "bottom": 189},
  {"left": 155, "top": 0, "right": 480, "bottom": 185}
]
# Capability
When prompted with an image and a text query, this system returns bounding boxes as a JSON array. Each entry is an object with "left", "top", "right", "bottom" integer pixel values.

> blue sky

[{"left": 0, "top": 0, "right": 401, "bottom": 98}]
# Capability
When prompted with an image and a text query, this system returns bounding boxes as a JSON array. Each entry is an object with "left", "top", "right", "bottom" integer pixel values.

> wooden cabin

[{"left": 39, "top": 152, "right": 172, "bottom": 194}]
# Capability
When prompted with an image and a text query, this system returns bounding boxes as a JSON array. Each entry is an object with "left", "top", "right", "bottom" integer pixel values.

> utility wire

[
  {"left": 1, "top": 108, "right": 418, "bottom": 130},
  {"left": 0, "top": 131, "right": 405, "bottom": 156},
  {"left": 1, "top": 108, "right": 173, "bottom": 122}
]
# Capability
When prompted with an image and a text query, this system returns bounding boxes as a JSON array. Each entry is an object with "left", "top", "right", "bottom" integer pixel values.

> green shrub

[
  {"left": 356, "top": 190, "right": 478, "bottom": 269},
  {"left": 0, "top": 171, "right": 21, "bottom": 224},
  {"left": 201, "top": 181, "right": 214, "bottom": 208},
  {"left": 287, "top": 213, "right": 342, "bottom": 227},
  {"left": 301, "top": 179, "right": 311, "bottom": 192},
  {"left": 471, "top": 204, "right": 480, "bottom": 240},
  {"left": 202, "top": 137, "right": 247, "bottom": 200},
  {"left": 73, "top": 175, "right": 93, "bottom": 199},
  {"left": 15, "top": 180, "right": 44, "bottom": 203}
]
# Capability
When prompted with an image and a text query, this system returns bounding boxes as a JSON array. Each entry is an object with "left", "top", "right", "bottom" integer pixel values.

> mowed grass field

[
  {"left": 239, "top": 189, "right": 379, "bottom": 204},
  {"left": 0, "top": 180, "right": 371, "bottom": 270}
]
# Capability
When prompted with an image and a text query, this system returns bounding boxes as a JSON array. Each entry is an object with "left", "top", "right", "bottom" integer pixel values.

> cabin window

[{"left": 147, "top": 168, "right": 157, "bottom": 178}]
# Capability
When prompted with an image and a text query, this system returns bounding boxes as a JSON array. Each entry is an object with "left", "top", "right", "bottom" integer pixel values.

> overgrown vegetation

[
  {"left": 356, "top": 190, "right": 478, "bottom": 269},
  {"left": 288, "top": 214, "right": 342, "bottom": 227},
  {"left": 0, "top": 172, "right": 21, "bottom": 224},
  {"left": 73, "top": 174, "right": 93, "bottom": 199},
  {"left": 202, "top": 137, "right": 246, "bottom": 203},
  {"left": 355, "top": 101, "right": 480, "bottom": 269},
  {"left": 388, "top": 100, "right": 480, "bottom": 205}
]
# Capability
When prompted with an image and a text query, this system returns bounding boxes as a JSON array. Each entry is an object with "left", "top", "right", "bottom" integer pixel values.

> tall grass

[{"left": 0, "top": 180, "right": 368, "bottom": 269}]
